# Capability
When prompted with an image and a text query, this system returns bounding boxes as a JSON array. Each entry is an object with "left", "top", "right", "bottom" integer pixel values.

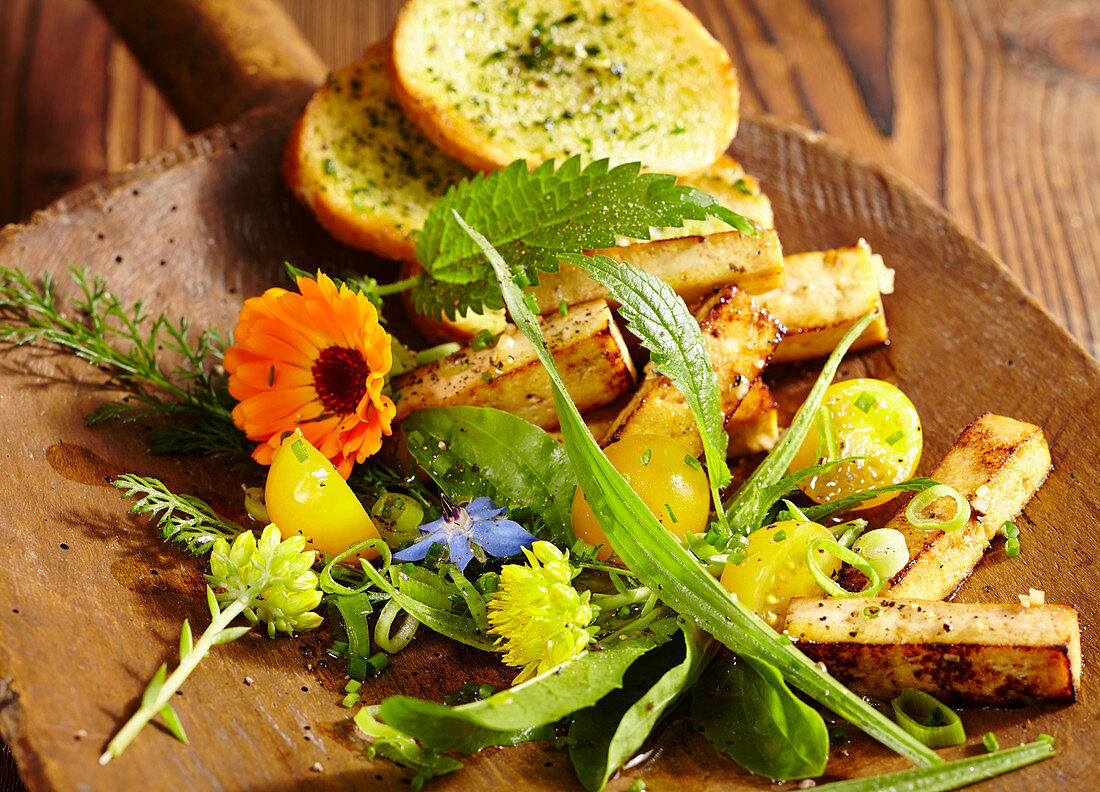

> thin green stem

[
  {"left": 375, "top": 276, "right": 419, "bottom": 296},
  {"left": 99, "top": 597, "right": 249, "bottom": 764}
]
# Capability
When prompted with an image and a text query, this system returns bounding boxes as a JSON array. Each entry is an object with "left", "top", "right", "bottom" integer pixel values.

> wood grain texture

[
  {"left": 3, "top": 0, "right": 1096, "bottom": 357},
  {"left": 0, "top": 1, "right": 1099, "bottom": 790}
]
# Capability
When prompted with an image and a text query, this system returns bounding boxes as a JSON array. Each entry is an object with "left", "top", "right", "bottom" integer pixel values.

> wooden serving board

[{"left": 2, "top": 3, "right": 1099, "bottom": 790}]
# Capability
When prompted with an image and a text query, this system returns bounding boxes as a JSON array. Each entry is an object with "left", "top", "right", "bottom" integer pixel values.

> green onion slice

[
  {"left": 905, "top": 483, "right": 971, "bottom": 532},
  {"left": 853, "top": 391, "right": 877, "bottom": 413},
  {"left": 805, "top": 538, "right": 882, "bottom": 597},
  {"left": 853, "top": 528, "right": 910, "bottom": 582},
  {"left": 891, "top": 689, "right": 965, "bottom": 748}
]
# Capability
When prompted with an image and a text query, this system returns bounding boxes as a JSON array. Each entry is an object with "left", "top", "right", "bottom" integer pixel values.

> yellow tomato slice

[
  {"left": 789, "top": 378, "right": 922, "bottom": 509},
  {"left": 720, "top": 520, "right": 840, "bottom": 629},
  {"left": 571, "top": 434, "right": 710, "bottom": 562},
  {"left": 265, "top": 432, "right": 382, "bottom": 561}
]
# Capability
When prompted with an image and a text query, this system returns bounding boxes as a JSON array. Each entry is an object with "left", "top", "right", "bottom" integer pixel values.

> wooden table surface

[
  {"left": 2, "top": 0, "right": 1098, "bottom": 360},
  {"left": 0, "top": 1, "right": 1098, "bottom": 790}
]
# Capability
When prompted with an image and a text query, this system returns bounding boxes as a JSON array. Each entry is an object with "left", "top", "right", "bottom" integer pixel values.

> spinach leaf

[
  {"left": 378, "top": 618, "right": 679, "bottom": 753},
  {"left": 569, "top": 625, "right": 713, "bottom": 791},
  {"left": 692, "top": 656, "right": 828, "bottom": 780},
  {"left": 354, "top": 707, "right": 464, "bottom": 790},
  {"left": 558, "top": 251, "right": 731, "bottom": 497},
  {"left": 403, "top": 406, "right": 577, "bottom": 545},
  {"left": 457, "top": 213, "right": 939, "bottom": 768}
]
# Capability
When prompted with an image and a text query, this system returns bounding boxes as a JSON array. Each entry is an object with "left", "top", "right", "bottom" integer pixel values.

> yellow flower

[
  {"left": 487, "top": 541, "right": 598, "bottom": 683},
  {"left": 224, "top": 272, "right": 395, "bottom": 478}
]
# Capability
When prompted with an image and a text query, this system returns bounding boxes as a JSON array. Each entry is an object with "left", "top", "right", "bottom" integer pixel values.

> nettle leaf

[
  {"left": 410, "top": 157, "right": 754, "bottom": 320},
  {"left": 559, "top": 251, "right": 731, "bottom": 493},
  {"left": 402, "top": 406, "right": 577, "bottom": 546}
]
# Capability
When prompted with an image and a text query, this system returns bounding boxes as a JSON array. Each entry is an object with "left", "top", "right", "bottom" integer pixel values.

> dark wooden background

[{"left": 1, "top": 0, "right": 1098, "bottom": 359}]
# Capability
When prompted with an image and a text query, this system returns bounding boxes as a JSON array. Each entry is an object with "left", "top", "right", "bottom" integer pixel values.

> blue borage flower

[{"left": 393, "top": 495, "right": 537, "bottom": 572}]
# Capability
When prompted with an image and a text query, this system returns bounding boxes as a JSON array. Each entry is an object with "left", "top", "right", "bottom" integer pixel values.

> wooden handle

[{"left": 90, "top": 0, "right": 326, "bottom": 132}]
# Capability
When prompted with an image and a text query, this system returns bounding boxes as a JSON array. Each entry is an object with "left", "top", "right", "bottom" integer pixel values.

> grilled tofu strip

[
  {"left": 392, "top": 300, "right": 636, "bottom": 430},
  {"left": 725, "top": 379, "right": 779, "bottom": 456},
  {"left": 527, "top": 229, "right": 785, "bottom": 315},
  {"left": 785, "top": 597, "right": 1080, "bottom": 704},
  {"left": 602, "top": 287, "right": 783, "bottom": 455},
  {"left": 877, "top": 413, "right": 1051, "bottom": 600},
  {"left": 757, "top": 242, "right": 892, "bottom": 363}
]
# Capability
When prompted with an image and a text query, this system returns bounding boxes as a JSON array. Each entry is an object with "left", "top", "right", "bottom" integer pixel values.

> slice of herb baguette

[
  {"left": 390, "top": 0, "right": 740, "bottom": 175},
  {"left": 283, "top": 41, "right": 471, "bottom": 261}
]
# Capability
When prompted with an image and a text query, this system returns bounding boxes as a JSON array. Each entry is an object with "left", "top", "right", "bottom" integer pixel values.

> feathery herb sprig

[
  {"left": 99, "top": 525, "right": 323, "bottom": 764},
  {"left": 113, "top": 474, "right": 240, "bottom": 555},
  {"left": 0, "top": 264, "right": 247, "bottom": 456}
]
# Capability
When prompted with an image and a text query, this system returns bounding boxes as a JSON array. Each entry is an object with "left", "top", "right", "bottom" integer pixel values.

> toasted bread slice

[
  {"left": 390, "top": 0, "right": 739, "bottom": 175},
  {"left": 283, "top": 41, "right": 472, "bottom": 261}
]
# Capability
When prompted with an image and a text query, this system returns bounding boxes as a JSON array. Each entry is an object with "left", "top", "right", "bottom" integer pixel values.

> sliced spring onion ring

[
  {"left": 905, "top": 483, "right": 971, "bottom": 532},
  {"left": 891, "top": 689, "right": 966, "bottom": 748},
  {"left": 805, "top": 537, "right": 882, "bottom": 597},
  {"left": 853, "top": 528, "right": 910, "bottom": 581},
  {"left": 375, "top": 598, "right": 420, "bottom": 654}
]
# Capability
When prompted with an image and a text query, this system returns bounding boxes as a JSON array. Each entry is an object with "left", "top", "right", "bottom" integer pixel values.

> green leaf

[
  {"left": 354, "top": 707, "right": 465, "bottom": 791},
  {"left": 212, "top": 626, "right": 252, "bottom": 645},
  {"left": 378, "top": 618, "right": 679, "bottom": 753},
  {"left": 691, "top": 656, "right": 828, "bottom": 780},
  {"left": 206, "top": 585, "right": 221, "bottom": 619},
  {"left": 569, "top": 626, "right": 712, "bottom": 791},
  {"left": 178, "top": 619, "right": 193, "bottom": 658},
  {"left": 410, "top": 157, "right": 754, "bottom": 320},
  {"left": 403, "top": 406, "right": 577, "bottom": 545},
  {"left": 807, "top": 735, "right": 1055, "bottom": 791},
  {"left": 114, "top": 474, "right": 240, "bottom": 555},
  {"left": 141, "top": 664, "right": 168, "bottom": 709},
  {"left": 558, "top": 251, "right": 731, "bottom": 494},
  {"left": 330, "top": 592, "right": 374, "bottom": 660},
  {"left": 458, "top": 213, "right": 939, "bottom": 767},
  {"left": 158, "top": 704, "right": 189, "bottom": 744}
]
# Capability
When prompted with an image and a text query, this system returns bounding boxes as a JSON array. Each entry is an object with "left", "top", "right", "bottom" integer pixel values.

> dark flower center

[{"left": 312, "top": 345, "right": 370, "bottom": 415}]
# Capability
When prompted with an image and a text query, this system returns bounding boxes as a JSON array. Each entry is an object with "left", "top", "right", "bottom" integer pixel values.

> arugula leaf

[
  {"left": 402, "top": 406, "right": 577, "bottom": 546},
  {"left": 569, "top": 625, "right": 712, "bottom": 791},
  {"left": 378, "top": 618, "right": 680, "bottom": 753},
  {"left": 723, "top": 312, "right": 878, "bottom": 533},
  {"left": 458, "top": 214, "right": 939, "bottom": 767},
  {"left": 411, "top": 157, "right": 755, "bottom": 320},
  {"left": 692, "top": 656, "right": 828, "bottom": 780},
  {"left": 354, "top": 706, "right": 464, "bottom": 790},
  {"left": 558, "top": 251, "right": 731, "bottom": 500}
]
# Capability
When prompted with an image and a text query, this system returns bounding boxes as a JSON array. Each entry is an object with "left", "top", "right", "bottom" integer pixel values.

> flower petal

[
  {"left": 465, "top": 496, "right": 507, "bottom": 520},
  {"left": 469, "top": 518, "right": 538, "bottom": 558},
  {"left": 448, "top": 534, "right": 475, "bottom": 572},
  {"left": 393, "top": 531, "right": 447, "bottom": 562}
]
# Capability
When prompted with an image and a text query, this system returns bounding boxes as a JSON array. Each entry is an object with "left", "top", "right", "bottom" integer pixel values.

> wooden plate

[{"left": 0, "top": 106, "right": 1097, "bottom": 791}]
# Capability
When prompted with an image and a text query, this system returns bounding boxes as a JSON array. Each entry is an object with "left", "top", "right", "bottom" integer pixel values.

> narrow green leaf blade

[
  {"left": 158, "top": 704, "right": 189, "bottom": 744},
  {"left": 212, "top": 626, "right": 251, "bottom": 645},
  {"left": 206, "top": 585, "right": 221, "bottom": 618},
  {"left": 355, "top": 707, "right": 464, "bottom": 789},
  {"left": 178, "top": 619, "right": 193, "bottom": 658},
  {"left": 141, "top": 664, "right": 167, "bottom": 709}
]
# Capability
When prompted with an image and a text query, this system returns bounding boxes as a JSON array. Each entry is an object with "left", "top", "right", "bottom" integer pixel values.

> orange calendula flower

[{"left": 224, "top": 272, "right": 395, "bottom": 478}]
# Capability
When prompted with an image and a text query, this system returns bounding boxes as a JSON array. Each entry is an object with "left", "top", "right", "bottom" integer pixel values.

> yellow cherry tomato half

[
  {"left": 265, "top": 432, "right": 382, "bottom": 561},
  {"left": 789, "top": 378, "right": 922, "bottom": 509},
  {"left": 571, "top": 434, "right": 710, "bottom": 562},
  {"left": 721, "top": 520, "right": 840, "bottom": 629}
]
